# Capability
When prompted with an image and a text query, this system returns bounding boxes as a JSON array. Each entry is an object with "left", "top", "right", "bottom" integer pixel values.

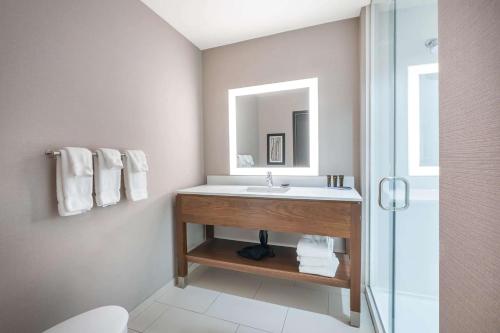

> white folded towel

[
  {"left": 297, "top": 256, "right": 336, "bottom": 267},
  {"left": 299, "top": 257, "right": 339, "bottom": 278},
  {"left": 127, "top": 150, "right": 149, "bottom": 172},
  {"left": 56, "top": 148, "right": 93, "bottom": 216},
  {"left": 56, "top": 153, "right": 80, "bottom": 217},
  {"left": 95, "top": 148, "right": 123, "bottom": 207},
  {"left": 296, "top": 235, "right": 335, "bottom": 258},
  {"left": 237, "top": 154, "right": 255, "bottom": 167},
  {"left": 65, "top": 147, "right": 94, "bottom": 176},
  {"left": 100, "top": 148, "right": 123, "bottom": 169},
  {"left": 124, "top": 150, "right": 148, "bottom": 201}
]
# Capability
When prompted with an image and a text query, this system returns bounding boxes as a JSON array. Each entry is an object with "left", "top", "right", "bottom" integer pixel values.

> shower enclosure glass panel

[
  {"left": 368, "top": 1, "right": 439, "bottom": 332},
  {"left": 368, "top": 1, "right": 396, "bottom": 332},
  {"left": 394, "top": 1, "right": 439, "bottom": 332}
]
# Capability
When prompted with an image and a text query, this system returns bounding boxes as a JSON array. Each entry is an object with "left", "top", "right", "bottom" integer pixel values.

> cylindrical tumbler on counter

[
  {"left": 328, "top": 175, "right": 343, "bottom": 188},
  {"left": 327, "top": 175, "right": 337, "bottom": 187}
]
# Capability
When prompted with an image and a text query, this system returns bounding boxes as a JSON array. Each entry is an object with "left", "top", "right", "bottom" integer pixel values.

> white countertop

[{"left": 177, "top": 185, "right": 362, "bottom": 202}]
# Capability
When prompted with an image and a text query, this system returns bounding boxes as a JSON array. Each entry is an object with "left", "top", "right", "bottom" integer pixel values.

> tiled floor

[{"left": 128, "top": 265, "right": 375, "bottom": 333}]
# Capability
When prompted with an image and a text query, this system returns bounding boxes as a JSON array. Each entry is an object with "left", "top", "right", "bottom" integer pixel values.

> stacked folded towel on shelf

[{"left": 296, "top": 235, "right": 339, "bottom": 278}]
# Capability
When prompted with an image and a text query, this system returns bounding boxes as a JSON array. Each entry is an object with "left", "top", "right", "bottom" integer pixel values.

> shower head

[{"left": 425, "top": 38, "right": 439, "bottom": 54}]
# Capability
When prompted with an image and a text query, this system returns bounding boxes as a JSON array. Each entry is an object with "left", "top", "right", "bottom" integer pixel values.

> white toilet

[{"left": 43, "top": 306, "right": 128, "bottom": 333}]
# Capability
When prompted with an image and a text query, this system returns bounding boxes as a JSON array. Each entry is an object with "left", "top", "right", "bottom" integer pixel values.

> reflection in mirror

[
  {"left": 229, "top": 78, "right": 318, "bottom": 176},
  {"left": 419, "top": 72, "right": 438, "bottom": 167},
  {"left": 236, "top": 88, "right": 309, "bottom": 168},
  {"left": 408, "top": 63, "right": 439, "bottom": 176}
]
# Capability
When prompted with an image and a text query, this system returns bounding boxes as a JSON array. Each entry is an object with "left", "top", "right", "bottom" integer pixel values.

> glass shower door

[
  {"left": 368, "top": 1, "right": 439, "bottom": 333},
  {"left": 368, "top": 1, "right": 396, "bottom": 332},
  {"left": 393, "top": 0, "right": 439, "bottom": 332}
]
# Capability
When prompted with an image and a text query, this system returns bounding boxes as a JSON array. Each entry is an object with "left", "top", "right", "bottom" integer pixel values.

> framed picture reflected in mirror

[{"left": 267, "top": 133, "right": 285, "bottom": 165}]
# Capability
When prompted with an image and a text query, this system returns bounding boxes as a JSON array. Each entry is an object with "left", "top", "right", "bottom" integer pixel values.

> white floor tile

[
  {"left": 206, "top": 294, "right": 288, "bottom": 333},
  {"left": 128, "top": 302, "right": 169, "bottom": 332},
  {"left": 156, "top": 284, "right": 220, "bottom": 313},
  {"left": 283, "top": 308, "right": 348, "bottom": 333},
  {"left": 329, "top": 290, "right": 374, "bottom": 330},
  {"left": 236, "top": 325, "right": 270, "bottom": 333},
  {"left": 282, "top": 290, "right": 375, "bottom": 333},
  {"left": 127, "top": 272, "right": 376, "bottom": 333},
  {"left": 129, "top": 298, "right": 156, "bottom": 320},
  {"left": 144, "top": 306, "right": 238, "bottom": 333},
  {"left": 189, "top": 266, "right": 263, "bottom": 298},
  {"left": 283, "top": 306, "right": 374, "bottom": 333},
  {"left": 129, "top": 283, "right": 173, "bottom": 319},
  {"left": 254, "top": 278, "right": 329, "bottom": 314}
]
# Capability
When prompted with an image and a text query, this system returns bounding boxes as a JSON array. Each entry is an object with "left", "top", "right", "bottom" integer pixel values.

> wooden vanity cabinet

[{"left": 175, "top": 193, "right": 362, "bottom": 327}]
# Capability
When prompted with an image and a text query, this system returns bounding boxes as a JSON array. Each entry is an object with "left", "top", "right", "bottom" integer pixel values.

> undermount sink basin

[{"left": 246, "top": 186, "right": 291, "bottom": 193}]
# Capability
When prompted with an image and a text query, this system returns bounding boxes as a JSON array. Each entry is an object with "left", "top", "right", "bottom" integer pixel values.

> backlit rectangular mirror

[{"left": 228, "top": 78, "right": 318, "bottom": 175}]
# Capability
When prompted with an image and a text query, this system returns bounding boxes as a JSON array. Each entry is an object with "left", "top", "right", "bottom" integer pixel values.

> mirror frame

[{"left": 228, "top": 78, "right": 318, "bottom": 175}]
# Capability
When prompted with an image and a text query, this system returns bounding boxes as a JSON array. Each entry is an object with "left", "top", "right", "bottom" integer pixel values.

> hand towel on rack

[
  {"left": 56, "top": 153, "right": 81, "bottom": 216},
  {"left": 298, "top": 257, "right": 339, "bottom": 278},
  {"left": 95, "top": 148, "right": 123, "bottom": 207},
  {"left": 65, "top": 147, "right": 94, "bottom": 176},
  {"left": 56, "top": 148, "right": 93, "bottom": 216},
  {"left": 124, "top": 150, "right": 148, "bottom": 201},
  {"left": 127, "top": 150, "right": 149, "bottom": 173},
  {"left": 296, "top": 235, "right": 335, "bottom": 258}
]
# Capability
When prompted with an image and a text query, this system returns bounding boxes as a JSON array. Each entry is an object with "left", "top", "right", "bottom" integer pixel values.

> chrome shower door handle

[
  {"left": 395, "top": 177, "right": 410, "bottom": 211},
  {"left": 378, "top": 177, "right": 393, "bottom": 211},
  {"left": 378, "top": 177, "right": 410, "bottom": 211}
]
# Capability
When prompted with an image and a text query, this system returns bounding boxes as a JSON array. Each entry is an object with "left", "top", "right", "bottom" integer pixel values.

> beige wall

[
  {"left": 439, "top": 1, "right": 500, "bottom": 332},
  {"left": 0, "top": 0, "right": 204, "bottom": 332},
  {"left": 203, "top": 19, "right": 360, "bottom": 187}
]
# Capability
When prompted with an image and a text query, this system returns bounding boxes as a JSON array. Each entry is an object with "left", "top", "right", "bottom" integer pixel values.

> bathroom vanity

[{"left": 175, "top": 185, "right": 362, "bottom": 326}]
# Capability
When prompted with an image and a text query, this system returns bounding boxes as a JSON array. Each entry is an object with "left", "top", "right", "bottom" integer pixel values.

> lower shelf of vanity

[{"left": 186, "top": 238, "right": 351, "bottom": 288}]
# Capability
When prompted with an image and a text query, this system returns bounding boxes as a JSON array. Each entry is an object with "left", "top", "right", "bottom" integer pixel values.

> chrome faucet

[{"left": 265, "top": 171, "right": 273, "bottom": 188}]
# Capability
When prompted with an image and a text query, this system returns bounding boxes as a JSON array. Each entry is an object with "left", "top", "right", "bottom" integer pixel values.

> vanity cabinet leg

[
  {"left": 176, "top": 276, "right": 187, "bottom": 288},
  {"left": 350, "top": 203, "right": 361, "bottom": 327},
  {"left": 206, "top": 225, "right": 214, "bottom": 240},
  {"left": 176, "top": 196, "right": 188, "bottom": 288}
]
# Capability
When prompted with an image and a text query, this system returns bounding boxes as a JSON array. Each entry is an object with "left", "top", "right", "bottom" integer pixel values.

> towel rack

[{"left": 45, "top": 150, "right": 126, "bottom": 159}]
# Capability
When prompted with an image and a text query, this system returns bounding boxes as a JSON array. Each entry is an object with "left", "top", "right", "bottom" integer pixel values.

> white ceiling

[{"left": 140, "top": 0, "right": 370, "bottom": 50}]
